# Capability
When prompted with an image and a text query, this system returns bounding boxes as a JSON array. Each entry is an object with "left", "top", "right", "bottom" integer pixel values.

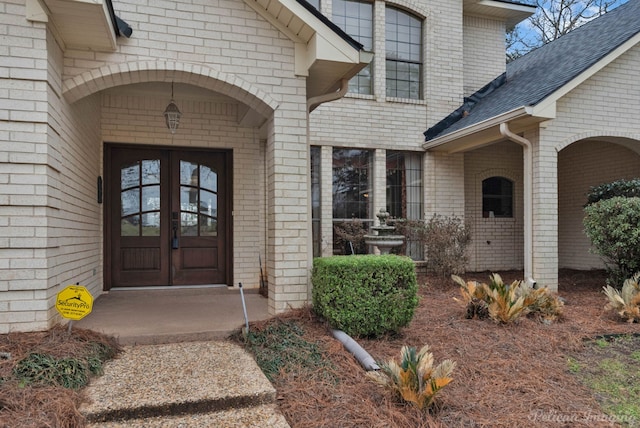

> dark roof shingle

[{"left": 425, "top": 0, "right": 640, "bottom": 141}]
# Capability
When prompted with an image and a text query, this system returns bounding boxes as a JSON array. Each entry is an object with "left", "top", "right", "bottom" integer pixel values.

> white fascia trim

[
  {"left": 533, "top": 31, "right": 640, "bottom": 115},
  {"left": 478, "top": 0, "right": 537, "bottom": 14},
  {"left": 423, "top": 106, "right": 530, "bottom": 150},
  {"left": 243, "top": 0, "right": 362, "bottom": 76}
]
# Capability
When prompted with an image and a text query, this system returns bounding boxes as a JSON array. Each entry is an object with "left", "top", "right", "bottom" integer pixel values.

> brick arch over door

[{"left": 61, "top": 61, "right": 279, "bottom": 117}]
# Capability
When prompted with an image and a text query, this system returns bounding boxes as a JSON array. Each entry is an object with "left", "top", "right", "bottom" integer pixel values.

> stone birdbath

[{"left": 364, "top": 209, "right": 405, "bottom": 255}]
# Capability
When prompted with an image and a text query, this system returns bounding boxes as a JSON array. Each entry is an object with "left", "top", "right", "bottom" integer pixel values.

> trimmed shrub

[
  {"left": 583, "top": 196, "right": 640, "bottom": 286},
  {"left": 586, "top": 178, "right": 640, "bottom": 205},
  {"left": 312, "top": 255, "right": 419, "bottom": 338}
]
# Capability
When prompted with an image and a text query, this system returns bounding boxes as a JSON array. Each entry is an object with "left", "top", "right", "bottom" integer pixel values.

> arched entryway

[{"left": 558, "top": 136, "right": 640, "bottom": 270}]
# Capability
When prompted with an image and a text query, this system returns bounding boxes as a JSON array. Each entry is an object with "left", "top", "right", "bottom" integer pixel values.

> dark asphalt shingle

[{"left": 425, "top": 0, "right": 640, "bottom": 141}]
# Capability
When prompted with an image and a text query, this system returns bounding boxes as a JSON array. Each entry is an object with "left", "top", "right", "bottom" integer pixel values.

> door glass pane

[
  {"left": 200, "top": 166, "right": 217, "bottom": 192},
  {"left": 181, "top": 212, "right": 198, "bottom": 236},
  {"left": 181, "top": 186, "right": 198, "bottom": 213},
  {"left": 121, "top": 215, "right": 140, "bottom": 236},
  {"left": 121, "top": 189, "right": 140, "bottom": 217},
  {"left": 121, "top": 163, "right": 139, "bottom": 190},
  {"left": 199, "top": 190, "right": 217, "bottom": 216},
  {"left": 142, "top": 185, "right": 160, "bottom": 212},
  {"left": 142, "top": 160, "right": 160, "bottom": 185},
  {"left": 180, "top": 161, "right": 198, "bottom": 186},
  {"left": 142, "top": 212, "right": 160, "bottom": 236},
  {"left": 200, "top": 215, "right": 217, "bottom": 236}
]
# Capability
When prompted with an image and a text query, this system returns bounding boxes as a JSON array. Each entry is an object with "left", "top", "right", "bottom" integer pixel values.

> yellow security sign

[{"left": 56, "top": 285, "right": 93, "bottom": 321}]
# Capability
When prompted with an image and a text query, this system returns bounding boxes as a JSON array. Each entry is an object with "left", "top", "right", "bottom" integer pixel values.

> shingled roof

[{"left": 425, "top": 0, "right": 640, "bottom": 141}]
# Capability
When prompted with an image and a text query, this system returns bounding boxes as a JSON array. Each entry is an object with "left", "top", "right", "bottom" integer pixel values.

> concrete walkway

[
  {"left": 75, "top": 286, "right": 271, "bottom": 345},
  {"left": 75, "top": 286, "right": 290, "bottom": 426}
]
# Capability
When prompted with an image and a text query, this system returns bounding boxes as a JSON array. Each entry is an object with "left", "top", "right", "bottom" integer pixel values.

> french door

[{"left": 106, "top": 145, "right": 231, "bottom": 288}]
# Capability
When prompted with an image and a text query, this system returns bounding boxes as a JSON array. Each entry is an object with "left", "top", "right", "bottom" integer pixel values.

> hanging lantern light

[{"left": 163, "top": 82, "right": 181, "bottom": 134}]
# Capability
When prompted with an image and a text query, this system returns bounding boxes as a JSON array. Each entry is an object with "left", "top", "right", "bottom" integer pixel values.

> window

[
  {"left": 307, "top": 0, "right": 320, "bottom": 10},
  {"left": 333, "top": 0, "right": 373, "bottom": 94},
  {"left": 386, "top": 7, "right": 422, "bottom": 99},
  {"left": 311, "top": 146, "right": 321, "bottom": 258},
  {"left": 332, "top": 149, "right": 372, "bottom": 219},
  {"left": 387, "top": 151, "right": 423, "bottom": 259},
  {"left": 482, "top": 177, "right": 513, "bottom": 218},
  {"left": 332, "top": 149, "right": 372, "bottom": 254}
]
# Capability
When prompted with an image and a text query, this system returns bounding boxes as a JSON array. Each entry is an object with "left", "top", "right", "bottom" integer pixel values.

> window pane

[
  {"left": 200, "top": 190, "right": 217, "bottom": 216},
  {"left": 121, "top": 188, "right": 139, "bottom": 217},
  {"left": 200, "top": 166, "right": 217, "bottom": 192},
  {"left": 181, "top": 213, "right": 198, "bottom": 236},
  {"left": 121, "top": 163, "right": 139, "bottom": 190},
  {"left": 332, "top": 148, "right": 372, "bottom": 219},
  {"left": 181, "top": 186, "right": 198, "bottom": 213},
  {"left": 121, "top": 215, "right": 140, "bottom": 236},
  {"left": 482, "top": 177, "right": 513, "bottom": 218},
  {"left": 141, "top": 160, "right": 160, "bottom": 185},
  {"left": 142, "top": 185, "right": 160, "bottom": 212},
  {"left": 311, "top": 147, "right": 321, "bottom": 258},
  {"left": 141, "top": 212, "right": 160, "bottom": 236},
  {"left": 180, "top": 160, "right": 198, "bottom": 185},
  {"left": 386, "top": 6, "right": 422, "bottom": 100},
  {"left": 333, "top": 0, "right": 373, "bottom": 94}
]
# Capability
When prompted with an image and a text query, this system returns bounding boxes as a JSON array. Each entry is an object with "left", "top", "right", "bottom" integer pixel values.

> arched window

[
  {"left": 482, "top": 177, "right": 513, "bottom": 218},
  {"left": 386, "top": 6, "right": 423, "bottom": 100}
]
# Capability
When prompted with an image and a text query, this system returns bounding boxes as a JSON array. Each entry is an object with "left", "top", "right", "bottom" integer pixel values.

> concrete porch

[{"left": 74, "top": 286, "right": 271, "bottom": 345}]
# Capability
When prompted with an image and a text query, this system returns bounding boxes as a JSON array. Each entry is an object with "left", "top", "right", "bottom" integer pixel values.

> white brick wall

[
  {"left": 463, "top": 15, "right": 505, "bottom": 96},
  {"left": 464, "top": 141, "right": 524, "bottom": 271},
  {"left": 558, "top": 141, "right": 640, "bottom": 270}
]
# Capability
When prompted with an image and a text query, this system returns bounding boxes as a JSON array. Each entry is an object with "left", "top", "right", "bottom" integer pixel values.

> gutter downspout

[
  {"left": 499, "top": 123, "right": 535, "bottom": 287},
  {"left": 307, "top": 79, "right": 349, "bottom": 112}
]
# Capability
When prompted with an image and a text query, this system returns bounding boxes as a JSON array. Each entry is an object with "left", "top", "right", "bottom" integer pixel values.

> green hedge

[
  {"left": 584, "top": 196, "right": 640, "bottom": 285},
  {"left": 586, "top": 178, "right": 640, "bottom": 205},
  {"left": 311, "top": 255, "right": 419, "bottom": 338}
]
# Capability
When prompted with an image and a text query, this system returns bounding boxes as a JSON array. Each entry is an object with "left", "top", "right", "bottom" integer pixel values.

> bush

[
  {"left": 312, "top": 255, "right": 419, "bottom": 338},
  {"left": 368, "top": 345, "right": 456, "bottom": 411},
  {"left": 333, "top": 220, "right": 368, "bottom": 255},
  {"left": 423, "top": 214, "right": 471, "bottom": 277},
  {"left": 583, "top": 196, "right": 640, "bottom": 286},
  {"left": 586, "top": 178, "right": 640, "bottom": 205},
  {"left": 452, "top": 273, "right": 564, "bottom": 323},
  {"left": 603, "top": 273, "right": 640, "bottom": 323}
]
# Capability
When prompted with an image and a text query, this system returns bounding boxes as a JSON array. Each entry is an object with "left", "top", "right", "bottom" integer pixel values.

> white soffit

[
  {"left": 33, "top": 0, "right": 117, "bottom": 51},
  {"left": 463, "top": 0, "right": 536, "bottom": 28}
]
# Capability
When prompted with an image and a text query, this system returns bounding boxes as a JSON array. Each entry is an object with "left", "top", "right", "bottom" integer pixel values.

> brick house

[{"left": 1, "top": 0, "right": 639, "bottom": 333}]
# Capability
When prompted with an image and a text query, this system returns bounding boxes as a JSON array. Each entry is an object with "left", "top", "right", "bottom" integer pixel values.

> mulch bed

[
  {"left": 0, "top": 326, "right": 121, "bottom": 428},
  {"left": 259, "top": 269, "right": 639, "bottom": 427}
]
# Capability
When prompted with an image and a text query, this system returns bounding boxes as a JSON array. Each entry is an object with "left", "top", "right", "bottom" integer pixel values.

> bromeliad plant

[
  {"left": 368, "top": 345, "right": 456, "bottom": 411},
  {"left": 452, "top": 273, "right": 564, "bottom": 323},
  {"left": 603, "top": 273, "right": 640, "bottom": 323}
]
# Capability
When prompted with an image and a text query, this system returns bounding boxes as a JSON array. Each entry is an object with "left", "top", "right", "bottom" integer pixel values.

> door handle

[{"left": 172, "top": 221, "right": 179, "bottom": 249}]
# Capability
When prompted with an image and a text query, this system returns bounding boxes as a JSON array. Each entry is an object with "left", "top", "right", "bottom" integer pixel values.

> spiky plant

[
  {"left": 517, "top": 282, "right": 565, "bottom": 322},
  {"left": 453, "top": 273, "right": 564, "bottom": 323},
  {"left": 481, "top": 273, "right": 527, "bottom": 323},
  {"left": 369, "top": 345, "right": 456, "bottom": 411},
  {"left": 452, "top": 275, "right": 489, "bottom": 319},
  {"left": 603, "top": 273, "right": 640, "bottom": 323}
]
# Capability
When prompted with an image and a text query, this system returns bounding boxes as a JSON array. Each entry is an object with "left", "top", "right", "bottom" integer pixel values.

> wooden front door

[{"left": 106, "top": 145, "right": 231, "bottom": 288}]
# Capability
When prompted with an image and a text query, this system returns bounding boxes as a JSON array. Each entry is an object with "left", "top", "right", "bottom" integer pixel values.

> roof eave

[
  {"left": 464, "top": 0, "right": 536, "bottom": 29},
  {"left": 423, "top": 106, "right": 555, "bottom": 153}
]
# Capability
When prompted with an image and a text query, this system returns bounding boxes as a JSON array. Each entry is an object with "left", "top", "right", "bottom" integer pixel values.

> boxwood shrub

[{"left": 312, "top": 255, "right": 419, "bottom": 338}]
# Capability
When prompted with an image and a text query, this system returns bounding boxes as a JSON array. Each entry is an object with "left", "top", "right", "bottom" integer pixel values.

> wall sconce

[{"left": 163, "top": 82, "right": 181, "bottom": 134}]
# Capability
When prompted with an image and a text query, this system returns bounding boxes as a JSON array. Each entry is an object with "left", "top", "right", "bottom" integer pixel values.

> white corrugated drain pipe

[
  {"left": 499, "top": 123, "right": 536, "bottom": 287},
  {"left": 331, "top": 329, "right": 380, "bottom": 371}
]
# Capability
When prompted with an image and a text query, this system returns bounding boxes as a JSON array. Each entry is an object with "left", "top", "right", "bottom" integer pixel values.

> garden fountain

[{"left": 364, "top": 209, "right": 405, "bottom": 255}]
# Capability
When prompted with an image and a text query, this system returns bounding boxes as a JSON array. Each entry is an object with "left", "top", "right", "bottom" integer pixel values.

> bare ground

[{"left": 254, "top": 269, "right": 640, "bottom": 428}]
